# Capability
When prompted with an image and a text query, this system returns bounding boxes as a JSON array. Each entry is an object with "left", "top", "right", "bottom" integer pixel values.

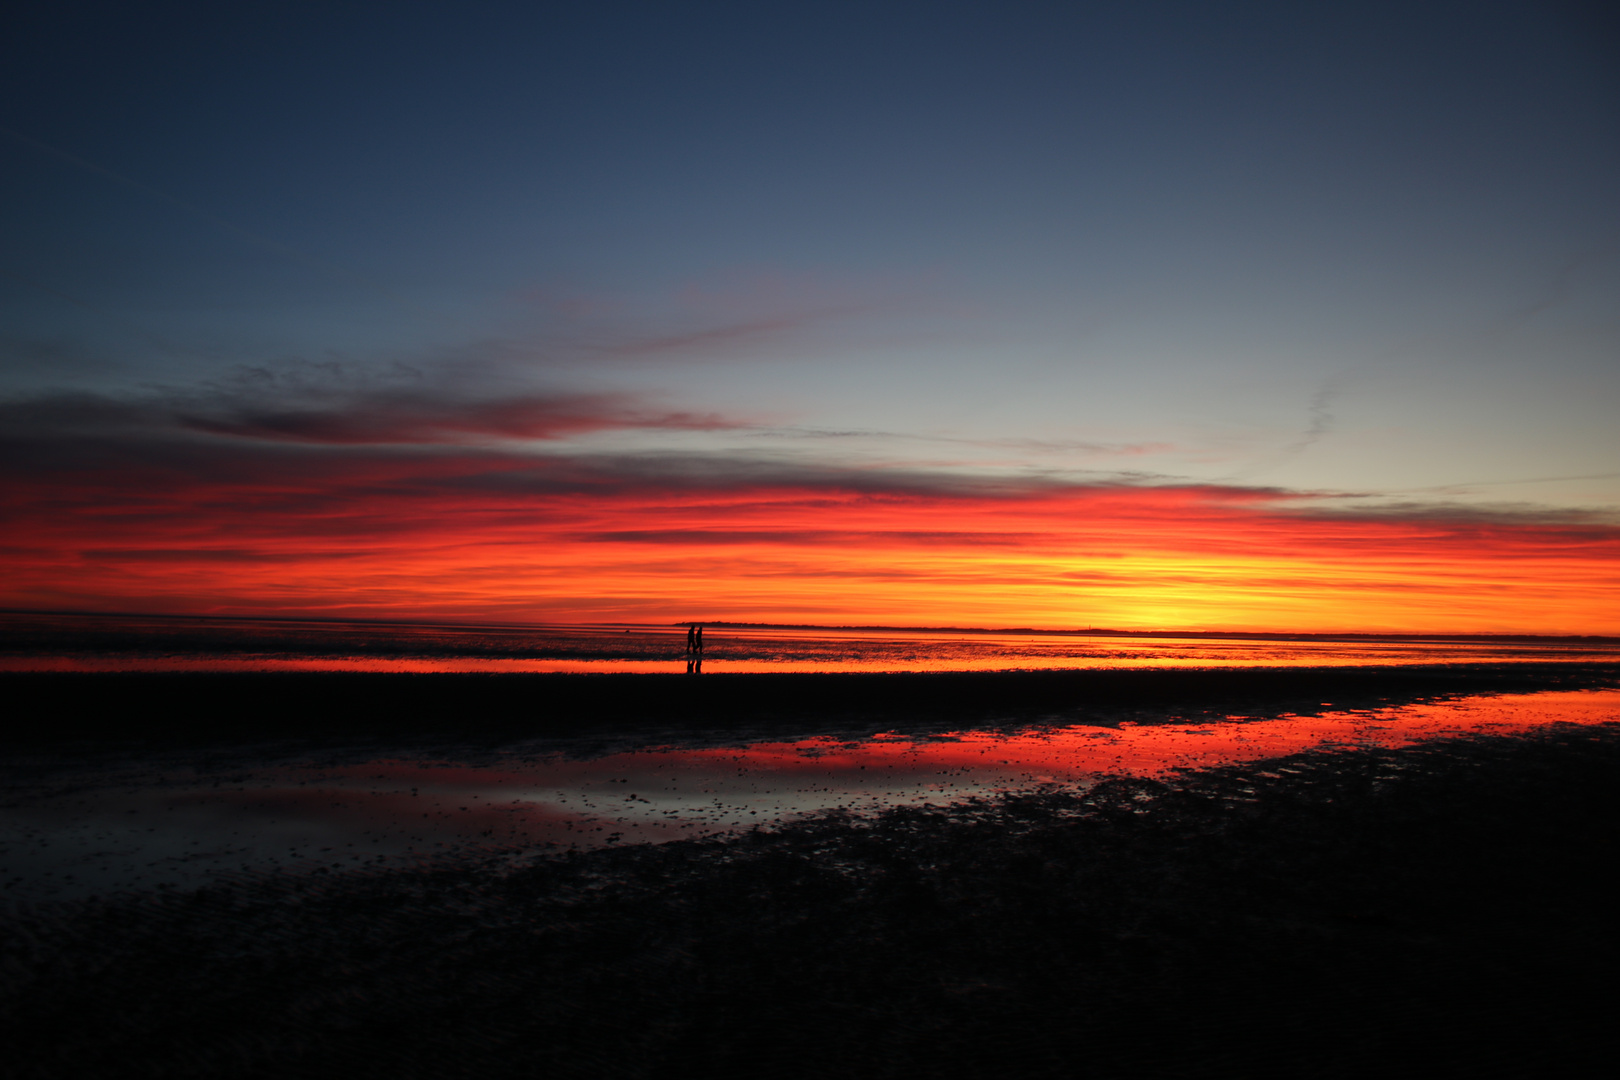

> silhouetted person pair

[{"left": 685, "top": 623, "right": 705, "bottom": 673}]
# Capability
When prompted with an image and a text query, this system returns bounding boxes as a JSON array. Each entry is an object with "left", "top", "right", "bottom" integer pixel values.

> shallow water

[{"left": 4, "top": 687, "right": 1616, "bottom": 903}]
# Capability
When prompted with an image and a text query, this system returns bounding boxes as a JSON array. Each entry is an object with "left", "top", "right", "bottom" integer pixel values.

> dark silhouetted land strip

[
  {"left": 3, "top": 663, "right": 1619, "bottom": 749},
  {"left": 4, "top": 721, "right": 1619, "bottom": 1078}
]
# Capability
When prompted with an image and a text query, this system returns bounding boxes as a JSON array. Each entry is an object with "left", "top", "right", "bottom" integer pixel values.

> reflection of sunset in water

[{"left": 6, "top": 689, "right": 1617, "bottom": 901}]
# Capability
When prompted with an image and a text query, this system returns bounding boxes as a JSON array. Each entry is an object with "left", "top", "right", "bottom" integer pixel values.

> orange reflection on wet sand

[
  {"left": 639, "top": 688, "right": 1620, "bottom": 790},
  {"left": 7, "top": 689, "right": 1617, "bottom": 903}
]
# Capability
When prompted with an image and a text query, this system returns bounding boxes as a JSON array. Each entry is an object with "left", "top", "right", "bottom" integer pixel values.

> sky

[{"left": 2, "top": 0, "right": 1618, "bottom": 632}]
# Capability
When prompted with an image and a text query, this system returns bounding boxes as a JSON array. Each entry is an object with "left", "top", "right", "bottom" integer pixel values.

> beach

[{"left": 4, "top": 655, "right": 1619, "bottom": 1077}]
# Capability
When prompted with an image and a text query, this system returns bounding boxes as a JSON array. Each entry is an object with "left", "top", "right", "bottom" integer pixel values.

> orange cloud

[{"left": 3, "top": 429, "right": 1616, "bottom": 633}]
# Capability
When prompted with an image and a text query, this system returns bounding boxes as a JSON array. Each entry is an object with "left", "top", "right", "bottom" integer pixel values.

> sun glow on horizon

[{"left": 6, "top": 463, "right": 1616, "bottom": 634}]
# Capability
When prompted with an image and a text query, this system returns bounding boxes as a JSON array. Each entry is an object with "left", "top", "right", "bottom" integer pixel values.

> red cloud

[{"left": 4, "top": 432, "right": 1617, "bottom": 633}]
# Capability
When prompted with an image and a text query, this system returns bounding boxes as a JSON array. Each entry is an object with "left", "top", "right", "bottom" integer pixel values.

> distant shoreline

[
  {"left": 688, "top": 621, "right": 1620, "bottom": 644},
  {"left": 4, "top": 608, "right": 1615, "bottom": 644}
]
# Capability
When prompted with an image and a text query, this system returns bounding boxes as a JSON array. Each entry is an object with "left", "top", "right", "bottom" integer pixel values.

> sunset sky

[{"left": 3, "top": 1, "right": 1617, "bottom": 631}]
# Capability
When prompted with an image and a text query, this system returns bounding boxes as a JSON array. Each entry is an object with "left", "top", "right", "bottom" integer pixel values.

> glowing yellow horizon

[{"left": 9, "top": 473, "right": 1617, "bottom": 635}]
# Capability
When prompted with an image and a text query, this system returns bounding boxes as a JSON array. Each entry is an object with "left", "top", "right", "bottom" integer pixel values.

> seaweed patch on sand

[{"left": 4, "top": 722, "right": 1617, "bottom": 1078}]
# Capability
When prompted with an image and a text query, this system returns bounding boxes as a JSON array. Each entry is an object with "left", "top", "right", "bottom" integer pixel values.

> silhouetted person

[
  {"left": 686, "top": 624, "right": 696, "bottom": 653},
  {"left": 695, "top": 625, "right": 704, "bottom": 653}
]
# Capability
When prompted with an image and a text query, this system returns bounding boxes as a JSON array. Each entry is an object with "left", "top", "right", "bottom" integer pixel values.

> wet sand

[
  {"left": 7, "top": 661, "right": 1620, "bottom": 744},
  {"left": 6, "top": 684, "right": 1620, "bottom": 904},
  {"left": 4, "top": 667, "right": 1619, "bottom": 1077}
]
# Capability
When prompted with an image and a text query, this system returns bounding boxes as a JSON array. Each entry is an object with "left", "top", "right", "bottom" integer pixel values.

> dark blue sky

[{"left": 4, "top": 0, "right": 1617, "bottom": 506}]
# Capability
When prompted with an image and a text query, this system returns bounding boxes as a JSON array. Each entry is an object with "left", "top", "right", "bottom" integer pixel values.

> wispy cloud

[
  {"left": 176, "top": 391, "right": 736, "bottom": 444},
  {"left": 748, "top": 425, "right": 1176, "bottom": 458},
  {"left": 0, "top": 385, "right": 742, "bottom": 446},
  {"left": 1221, "top": 382, "right": 1339, "bottom": 481},
  {"left": 593, "top": 308, "right": 863, "bottom": 360},
  {"left": 515, "top": 268, "right": 938, "bottom": 364},
  {"left": 1494, "top": 240, "right": 1620, "bottom": 335}
]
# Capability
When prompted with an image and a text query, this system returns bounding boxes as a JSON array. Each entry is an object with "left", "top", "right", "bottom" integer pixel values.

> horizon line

[{"left": 4, "top": 608, "right": 1617, "bottom": 644}]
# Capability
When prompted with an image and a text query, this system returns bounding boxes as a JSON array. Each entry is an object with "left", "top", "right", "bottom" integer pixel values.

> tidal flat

[{"left": 4, "top": 665, "right": 1619, "bottom": 1078}]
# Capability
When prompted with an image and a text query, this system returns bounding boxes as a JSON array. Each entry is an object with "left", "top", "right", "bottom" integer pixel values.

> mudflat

[{"left": 3, "top": 668, "right": 1617, "bottom": 1078}]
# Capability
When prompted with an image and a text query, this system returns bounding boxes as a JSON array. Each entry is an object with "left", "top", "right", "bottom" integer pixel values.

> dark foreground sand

[
  {"left": 8, "top": 661, "right": 1620, "bottom": 744},
  {"left": 4, "top": 668, "right": 1619, "bottom": 1078}
]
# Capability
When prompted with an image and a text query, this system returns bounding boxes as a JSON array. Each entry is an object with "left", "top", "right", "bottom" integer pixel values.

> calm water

[
  {"left": 5, "top": 688, "right": 1618, "bottom": 903},
  {"left": 3, "top": 612, "right": 1617, "bottom": 671}
]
